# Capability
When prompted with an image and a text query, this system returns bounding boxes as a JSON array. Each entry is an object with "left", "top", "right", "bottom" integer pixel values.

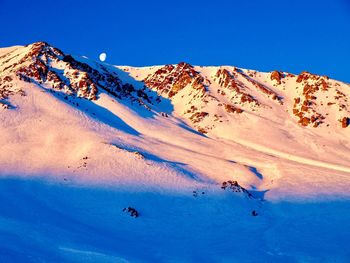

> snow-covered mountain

[{"left": 1, "top": 42, "right": 350, "bottom": 262}]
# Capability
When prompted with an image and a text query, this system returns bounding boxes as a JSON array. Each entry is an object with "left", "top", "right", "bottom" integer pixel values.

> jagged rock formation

[
  {"left": 0, "top": 42, "right": 150, "bottom": 105},
  {"left": 144, "top": 62, "right": 206, "bottom": 98},
  {"left": 144, "top": 62, "right": 214, "bottom": 132}
]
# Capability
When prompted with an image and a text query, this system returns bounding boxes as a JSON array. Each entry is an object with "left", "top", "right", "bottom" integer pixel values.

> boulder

[{"left": 270, "top": 70, "right": 282, "bottom": 84}]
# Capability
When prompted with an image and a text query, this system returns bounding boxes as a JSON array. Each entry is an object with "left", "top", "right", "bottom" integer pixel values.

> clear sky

[{"left": 1, "top": 0, "right": 349, "bottom": 82}]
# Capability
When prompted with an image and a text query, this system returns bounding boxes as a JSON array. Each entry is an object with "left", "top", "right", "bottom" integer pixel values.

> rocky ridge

[
  {"left": 0, "top": 42, "right": 151, "bottom": 108},
  {"left": 1, "top": 42, "right": 349, "bottom": 133}
]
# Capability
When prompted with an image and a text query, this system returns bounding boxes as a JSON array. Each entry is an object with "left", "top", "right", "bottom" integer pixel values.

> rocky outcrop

[
  {"left": 0, "top": 72, "right": 26, "bottom": 104},
  {"left": 341, "top": 117, "right": 349, "bottom": 128},
  {"left": 224, "top": 104, "right": 243, "bottom": 114},
  {"left": 292, "top": 83, "right": 325, "bottom": 127},
  {"left": 1, "top": 42, "right": 151, "bottom": 105},
  {"left": 144, "top": 62, "right": 206, "bottom": 98},
  {"left": 296, "top": 71, "right": 329, "bottom": 83},
  {"left": 214, "top": 68, "right": 259, "bottom": 105},
  {"left": 144, "top": 62, "right": 213, "bottom": 133},
  {"left": 190, "top": 111, "right": 209, "bottom": 123},
  {"left": 270, "top": 70, "right": 283, "bottom": 84},
  {"left": 291, "top": 72, "right": 339, "bottom": 127},
  {"left": 221, "top": 180, "right": 253, "bottom": 198}
]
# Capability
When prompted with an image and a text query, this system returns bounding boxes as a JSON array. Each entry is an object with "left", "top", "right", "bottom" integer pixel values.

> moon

[{"left": 99, "top": 52, "right": 107, "bottom": 62}]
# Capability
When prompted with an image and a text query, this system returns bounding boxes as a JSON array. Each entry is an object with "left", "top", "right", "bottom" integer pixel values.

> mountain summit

[{"left": 2, "top": 42, "right": 349, "bottom": 132}]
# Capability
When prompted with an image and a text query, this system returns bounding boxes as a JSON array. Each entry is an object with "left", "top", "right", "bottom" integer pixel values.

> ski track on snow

[{"left": 228, "top": 138, "right": 350, "bottom": 174}]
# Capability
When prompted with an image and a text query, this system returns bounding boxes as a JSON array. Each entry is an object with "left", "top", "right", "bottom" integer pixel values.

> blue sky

[{"left": 1, "top": 0, "right": 349, "bottom": 82}]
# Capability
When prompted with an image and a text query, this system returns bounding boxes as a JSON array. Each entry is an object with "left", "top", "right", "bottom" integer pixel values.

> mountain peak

[
  {"left": 0, "top": 42, "right": 152, "bottom": 105},
  {"left": 1, "top": 42, "right": 349, "bottom": 131}
]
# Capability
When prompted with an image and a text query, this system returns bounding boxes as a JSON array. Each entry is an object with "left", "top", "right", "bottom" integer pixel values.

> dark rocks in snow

[
  {"left": 299, "top": 117, "right": 311, "bottom": 126},
  {"left": 294, "top": 97, "right": 301, "bottom": 104},
  {"left": 190, "top": 111, "right": 209, "bottom": 123},
  {"left": 197, "top": 127, "right": 208, "bottom": 134},
  {"left": 123, "top": 207, "right": 139, "bottom": 218},
  {"left": 221, "top": 180, "right": 253, "bottom": 198},
  {"left": 296, "top": 71, "right": 312, "bottom": 83},
  {"left": 341, "top": 117, "right": 349, "bottom": 128},
  {"left": 144, "top": 62, "right": 203, "bottom": 98},
  {"left": 270, "top": 70, "right": 283, "bottom": 84},
  {"left": 224, "top": 104, "right": 243, "bottom": 114},
  {"left": 292, "top": 82, "right": 327, "bottom": 128},
  {"left": 133, "top": 151, "right": 144, "bottom": 159},
  {"left": 0, "top": 102, "right": 11, "bottom": 109},
  {"left": 296, "top": 71, "right": 329, "bottom": 84},
  {"left": 192, "top": 190, "right": 205, "bottom": 197},
  {"left": 3, "top": 76, "right": 13, "bottom": 82}
]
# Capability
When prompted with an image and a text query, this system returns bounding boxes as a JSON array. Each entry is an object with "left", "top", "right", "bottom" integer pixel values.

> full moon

[{"left": 99, "top": 52, "right": 107, "bottom": 62}]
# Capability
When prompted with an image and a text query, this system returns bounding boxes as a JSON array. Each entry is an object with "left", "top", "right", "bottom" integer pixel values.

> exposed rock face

[
  {"left": 144, "top": 62, "right": 212, "bottom": 133},
  {"left": 292, "top": 83, "right": 325, "bottom": 127},
  {"left": 341, "top": 117, "right": 349, "bottom": 128},
  {"left": 270, "top": 70, "right": 283, "bottom": 84},
  {"left": 296, "top": 71, "right": 329, "bottom": 83},
  {"left": 291, "top": 71, "right": 350, "bottom": 128},
  {"left": 224, "top": 104, "right": 243, "bottom": 114},
  {"left": 0, "top": 75, "right": 17, "bottom": 100},
  {"left": 1, "top": 41, "right": 150, "bottom": 104},
  {"left": 190, "top": 111, "right": 209, "bottom": 123},
  {"left": 144, "top": 62, "right": 206, "bottom": 98},
  {"left": 214, "top": 68, "right": 259, "bottom": 105}
]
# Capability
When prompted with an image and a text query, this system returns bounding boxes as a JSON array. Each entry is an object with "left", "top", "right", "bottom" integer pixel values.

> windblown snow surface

[{"left": 0, "top": 43, "right": 350, "bottom": 262}]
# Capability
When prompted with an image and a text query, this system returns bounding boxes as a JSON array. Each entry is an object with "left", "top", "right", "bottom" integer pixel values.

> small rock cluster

[
  {"left": 221, "top": 180, "right": 253, "bottom": 198},
  {"left": 192, "top": 190, "right": 205, "bottom": 197},
  {"left": 224, "top": 104, "right": 243, "bottom": 114},
  {"left": 123, "top": 207, "right": 139, "bottom": 218}
]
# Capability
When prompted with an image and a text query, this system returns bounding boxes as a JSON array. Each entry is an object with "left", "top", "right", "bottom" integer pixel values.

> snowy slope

[{"left": 0, "top": 42, "right": 350, "bottom": 262}]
